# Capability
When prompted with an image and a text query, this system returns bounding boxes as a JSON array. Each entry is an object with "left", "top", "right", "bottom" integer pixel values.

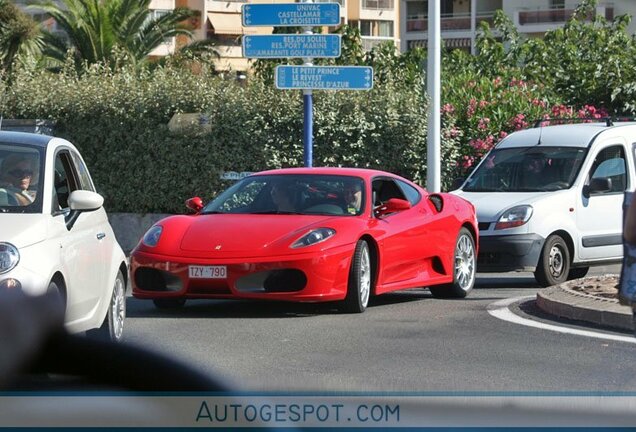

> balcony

[
  {"left": 517, "top": 4, "right": 614, "bottom": 26},
  {"left": 406, "top": 11, "right": 496, "bottom": 33},
  {"left": 362, "top": 0, "right": 394, "bottom": 11}
]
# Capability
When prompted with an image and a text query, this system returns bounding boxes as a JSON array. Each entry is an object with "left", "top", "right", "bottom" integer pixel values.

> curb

[{"left": 536, "top": 277, "right": 634, "bottom": 332}]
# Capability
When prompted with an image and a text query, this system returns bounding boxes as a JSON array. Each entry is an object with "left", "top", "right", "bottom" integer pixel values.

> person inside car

[
  {"left": 0, "top": 154, "right": 37, "bottom": 206},
  {"left": 344, "top": 181, "right": 363, "bottom": 214},
  {"left": 270, "top": 183, "right": 296, "bottom": 212}
]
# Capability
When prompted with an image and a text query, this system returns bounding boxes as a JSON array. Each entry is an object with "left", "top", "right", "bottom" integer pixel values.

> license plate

[{"left": 188, "top": 265, "right": 227, "bottom": 279}]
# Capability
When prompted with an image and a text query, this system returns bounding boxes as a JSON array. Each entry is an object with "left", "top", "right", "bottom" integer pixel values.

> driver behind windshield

[
  {"left": 0, "top": 154, "right": 37, "bottom": 206},
  {"left": 520, "top": 154, "right": 548, "bottom": 188},
  {"left": 270, "top": 183, "right": 296, "bottom": 212}
]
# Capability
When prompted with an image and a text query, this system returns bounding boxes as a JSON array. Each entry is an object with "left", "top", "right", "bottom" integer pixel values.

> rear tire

[
  {"left": 534, "top": 234, "right": 570, "bottom": 287},
  {"left": 340, "top": 240, "right": 372, "bottom": 313},
  {"left": 88, "top": 271, "right": 126, "bottom": 343},
  {"left": 153, "top": 298, "right": 186, "bottom": 310},
  {"left": 429, "top": 227, "right": 476, "bottom": 299}
]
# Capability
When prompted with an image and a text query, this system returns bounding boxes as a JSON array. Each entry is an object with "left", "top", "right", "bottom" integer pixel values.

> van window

[
  {"left": 589, "top": 145, "right": 626, "bottom": 194},
  {"left": 463, "top": 147, "right": 586, "bottom": 192}
]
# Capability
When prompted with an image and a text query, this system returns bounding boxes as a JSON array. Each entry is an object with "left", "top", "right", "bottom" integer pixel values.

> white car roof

[{"left": 496, "top": 122, "right": 636, "bottom": 150}]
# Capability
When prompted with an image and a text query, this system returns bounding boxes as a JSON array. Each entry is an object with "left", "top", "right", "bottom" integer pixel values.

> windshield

[
  {"left": 201, "top": 174, "right": 366, "bottom": 216},
  {"left": 0, "top": 142, "right": 44, "bottom": 213},
  {"left": 462, "top": 146, "right": 587, "bottom": 192}
]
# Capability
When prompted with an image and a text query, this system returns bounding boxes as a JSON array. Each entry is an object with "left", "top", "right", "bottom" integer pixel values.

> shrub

[{"left": 1, "top": 63, "right": 430, "bottom": 213}]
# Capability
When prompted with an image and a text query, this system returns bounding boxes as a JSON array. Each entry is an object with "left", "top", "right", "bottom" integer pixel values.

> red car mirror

[
  {"left": 185, "top": 197, "right": 203, "bottom": 213},
  {"left": 375, "top": 198, "right": 411, "bottom": 217}
]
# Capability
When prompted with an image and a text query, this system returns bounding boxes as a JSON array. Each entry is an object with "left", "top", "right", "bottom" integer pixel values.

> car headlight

[
  {"left": 0, "top": 243, "right": 19, "bottom": 274},
  {"left": 142, "top": 225, "right": 163, "bottom": 247},
  {"left": 495, "top": 205, "right": 533, "bottom": 230},
  {"left": 291, "top": 228, "right": 336, "bottom": 248}
]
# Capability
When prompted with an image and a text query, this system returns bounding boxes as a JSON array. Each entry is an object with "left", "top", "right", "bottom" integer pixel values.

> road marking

[{"left": 487, "top": 296, "right": 636, "bottom": 344}]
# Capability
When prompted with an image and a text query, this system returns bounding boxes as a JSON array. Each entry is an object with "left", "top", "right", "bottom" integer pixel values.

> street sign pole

[
  {"left": 302, "top": 0, "right": 313, "bottom": 168},
  {"left": 242, "top": 1, "right": 372, "bottom": 169}
]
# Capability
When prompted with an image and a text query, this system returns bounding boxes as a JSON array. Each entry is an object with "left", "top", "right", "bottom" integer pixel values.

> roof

[
  {"left": 0, "top": 131, "right": 52, "bottom": 148},
  {"left": 496, "top": 122, "right": 636, "bottom": 149},
  {"left": 253, "top": 167, "right": 395, "bottom": 179}
]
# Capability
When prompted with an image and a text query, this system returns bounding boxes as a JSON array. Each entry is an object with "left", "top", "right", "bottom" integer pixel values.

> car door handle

[{"left": 97, "top": 233, "right": 106, "bottom": 240}]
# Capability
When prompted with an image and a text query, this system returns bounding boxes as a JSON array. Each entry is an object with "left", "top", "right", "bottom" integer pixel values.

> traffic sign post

[
  {"left": 275, "top": 66, "right": 374, "bottom": 90},
  {"left": 241, "top": 2, "right": 373, "bottom": 168},
  {"left": 243, "top": 35, "right": 341, "bottom": 59}
]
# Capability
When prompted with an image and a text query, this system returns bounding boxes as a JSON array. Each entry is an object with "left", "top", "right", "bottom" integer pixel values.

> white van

[{"left": 453, "top": 120, "right": 636, "bottom": 286}]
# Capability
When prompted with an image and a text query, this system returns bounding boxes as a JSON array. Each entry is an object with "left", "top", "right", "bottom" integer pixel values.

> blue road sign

[
  {"left": 243, "top": 34, "right": 341, "bottom": 58},
  {"left": 242, "top": 3, "right": 340, "bottom": 27},
  {"left": 275, "top": 66, "right": 374, "bottom": 90}
]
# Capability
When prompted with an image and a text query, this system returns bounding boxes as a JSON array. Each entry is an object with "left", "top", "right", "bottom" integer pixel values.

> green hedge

[{"left": 1, "top": 65, "right": 436, "bottom": 213}]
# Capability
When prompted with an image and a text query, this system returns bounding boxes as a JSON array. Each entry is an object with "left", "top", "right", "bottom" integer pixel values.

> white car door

[
  {"left": 50, "top": 149, "right": 107, "bottom": 324},
  {"left": 576, "top": 142, "right": 627, "bottom": 260}
]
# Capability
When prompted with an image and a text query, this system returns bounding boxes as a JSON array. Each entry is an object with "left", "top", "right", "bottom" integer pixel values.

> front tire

[
  {"left": 429, "top": 227, "right": 476, "bottom": 298},
  {"left": 534, "top": 234, "right": 570, "bottom": 287},
  {"left": 88, "top": 270, "right": 126, "bottom": 342},
  {"left": 340, "top": 240, "right": 372, "bottom": 313}
]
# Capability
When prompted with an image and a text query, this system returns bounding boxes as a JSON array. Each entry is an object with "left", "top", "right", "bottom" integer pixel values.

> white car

[
  {"left": 454, "top": 120, "right": 636, "bottom": 287},
  {"left": 0, "top": 131, "right": 127, "bottom": 341}
]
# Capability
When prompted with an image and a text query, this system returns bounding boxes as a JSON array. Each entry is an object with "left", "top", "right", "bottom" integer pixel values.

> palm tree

[
  {"left": 0, "top": 0, "right": 44, "bottom": 76},
  {"left": 32, "top": 0, "right": 209, "bottom": 68}
]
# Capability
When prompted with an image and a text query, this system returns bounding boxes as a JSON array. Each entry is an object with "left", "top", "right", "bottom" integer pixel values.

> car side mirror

[
  {"left": 583, "top": 177, "right": 612, "bottom": 198},
  {"left": 375, "top": 198, "right": 411, "bottom": 217},
  {"left": 68, "top": 190, "right": 104, "bottom": 212},
  {"left": 66, "top": 190, "right": 104, "bottom": 230},
  {"left": 185, "top": 197, "right": 204, "bottom": 213}
]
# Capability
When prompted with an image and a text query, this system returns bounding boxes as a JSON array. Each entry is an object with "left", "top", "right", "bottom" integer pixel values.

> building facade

[
  {"left": 13, "top": 0, "right": 636, "bottom": 73},
  {"left": 402, "top": 0, "right": 636, "bottom": 53}
]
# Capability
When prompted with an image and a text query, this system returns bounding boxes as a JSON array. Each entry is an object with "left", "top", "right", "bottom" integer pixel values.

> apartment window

[
  {"left": 360, "top": 20, "right": 373, "bottom": 36},
  {"left": 378, "top": 21, "right": 394, "bottom": 37},
  {"left": 550, "top": 0, "right": 565, "bottom": 9},
  {"left": 441, "top": 0, "right": 453, "bottom": 15},
  {"left": 407, "top": 0, "right": 452, "bottom": 18},
  {"left": 407, "top": 1, "right": 426, "bottom": 19},
  {"left": 148, "top": 9, "right": 170, "bottom": 22}
]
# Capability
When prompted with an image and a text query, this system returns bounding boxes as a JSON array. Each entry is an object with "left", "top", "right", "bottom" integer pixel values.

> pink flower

[
  {"left": 499, "top": 131, "right": 508, "bottom": 139},
  {"left": 510, "top": 113, "right": 528, "bottom": 130},
  {"left": 493, "top": 76, "right": 502, "bottom": 87},
  {"left": 441, "top": 103, "right": 455, "bottom": 115},
  {"left": 478, "top": 117, "right": 490, "bottom": 130},
  {"left": 479, "top": 100, "right": 489, "bottom": 108},
  {"left": 460, "top": 155, "right": 474, "bottom": 169}
]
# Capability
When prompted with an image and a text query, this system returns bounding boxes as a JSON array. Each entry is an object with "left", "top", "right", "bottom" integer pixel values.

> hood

[
  {"left": 180, "top": 214, "right": 338, "bottom": 256},
  {"left": 0, "top": 214, "right": 47, "bottom": 248},
  {"left": 454, "top": 190, "right": 561, "bottom": 222}
]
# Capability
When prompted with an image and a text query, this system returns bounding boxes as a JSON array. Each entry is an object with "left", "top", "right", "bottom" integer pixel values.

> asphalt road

[{"left": 124, "top": 265, "right": 636, "bottom": 392}]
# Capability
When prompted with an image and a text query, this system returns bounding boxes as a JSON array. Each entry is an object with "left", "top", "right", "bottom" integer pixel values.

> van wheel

[
  {"left": 535, "top": 235, "right": 570, "bottom": 287},
  {"left": 568, "top": 267, "right": 589, "bottom": 280}
]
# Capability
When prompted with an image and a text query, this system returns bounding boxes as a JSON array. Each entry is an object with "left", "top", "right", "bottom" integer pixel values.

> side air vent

[{"left": 428, "top": 194, "right": 443, "bottom": 212}]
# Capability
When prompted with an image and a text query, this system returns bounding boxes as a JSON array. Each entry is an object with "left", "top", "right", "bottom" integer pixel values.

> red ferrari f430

[{"left": 131, "top": 168, "right": 478, "bottom": 312}]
